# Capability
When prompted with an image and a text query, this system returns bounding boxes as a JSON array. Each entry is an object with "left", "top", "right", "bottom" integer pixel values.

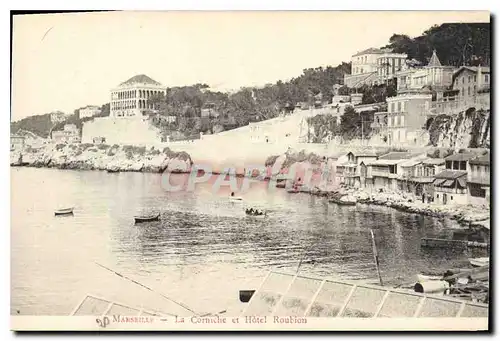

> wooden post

[{"left": 370, "top": 229, "right": 384, "bottom": 286}]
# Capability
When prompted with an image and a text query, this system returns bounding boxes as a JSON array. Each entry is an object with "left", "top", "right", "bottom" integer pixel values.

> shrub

[
  {"left": 265, "top": 155, "right": 280, "bottom": 167},
  {"left": 123, "top": 145, "right": 146, "bottom": 156},
  {"left": 97, "top": 143, "right": 110, "bottom": 150},
  {"left": 87, "top": 148, "right": 98, "bottom": 152},
  {"left": 80, "top": 143, "right": 94, "bottom": 151},
  {"left": 55, "top": 143, "right": 66, "bottom": 151}
]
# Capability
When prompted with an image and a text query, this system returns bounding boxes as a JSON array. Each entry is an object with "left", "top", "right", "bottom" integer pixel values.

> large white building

[
  {"left": 395, "top": 50, "right": 456, "bottom": 92},
  {"left": 344, "top": 48, "right": 407, "bottom": 88},
  {"left": 110, "top": 74, "right": 167, "bottom": 118},
  {"left": 79, "top": 105, "right": 102, "bottom": 119}
]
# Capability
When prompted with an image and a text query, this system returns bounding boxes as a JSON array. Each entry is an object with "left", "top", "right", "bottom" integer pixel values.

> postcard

[{"left": 10, "top": 10, "right": 490, "bottom": 331}]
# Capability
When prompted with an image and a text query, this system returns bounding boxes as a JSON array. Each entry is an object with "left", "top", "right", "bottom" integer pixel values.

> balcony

[
  {"left": 372, "top": 170, "right": 398, "bottom": 178},
  {"left": 469, "top": 174, "right": 490, "bottom": 186}
]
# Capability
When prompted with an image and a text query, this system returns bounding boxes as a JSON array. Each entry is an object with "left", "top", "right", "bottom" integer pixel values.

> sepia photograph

[{"left": 9, "top": 9, "right": 491, "bottom": 331}]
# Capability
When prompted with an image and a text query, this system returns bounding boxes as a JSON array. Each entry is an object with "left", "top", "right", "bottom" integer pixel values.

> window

[
  {"left": 401, "top": 102, "right": 405, "bottom": 112},
  {"left": 485, "top": 74, "right": 489, "bottom": 82},
  {"left": 468, "top": 76, "right": 471, "bottom": 83},
  {"left": 394, "top": 116, "right": 399, "bottom": 126},
  {"left": 468, "top": 87, "right": 471, "bottom": 96},
  {"left": 462, "top": 77, "right": 465, "bottom": 84},
  {"left": 451, "top": 196, "right": 453, "bottom": 200},
  {"left": 388, "top": 116, "right": 392, "bottom": 126},
  {"left": 469, "top": 183, "right": 486, "bottom": 198},
  {"left": 460, "top": 161, "right": 467, "bottom": 170},
  {"left": 474, "top": 85, "right": 477, "bottom": 93},
  {"left": 390, "top": 103, "right": 395, "bottom": 112},
  {"left": 397, "top": 102, "right": 401, "bottom": 112},
  {"left": 446, "top": 161, "right": 452, "bottom": 169},
  {"left": 437, "top": 194, "right": 439, "bottom": 198},
  {"left": 474, "top": 75, "right": 477, "bottom": 82}
]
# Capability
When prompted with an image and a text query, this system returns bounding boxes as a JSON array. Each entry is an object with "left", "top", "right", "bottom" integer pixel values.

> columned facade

[{"left": 110, "top": 74, "right": 167, "bottom": 118}]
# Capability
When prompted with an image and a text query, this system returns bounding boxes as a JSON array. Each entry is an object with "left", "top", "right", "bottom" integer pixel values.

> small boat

[
  {"left": 417, "top": 273, "right": 443, "bottom": 282},
  {"left": 329, "top": 196, "right": 356, "bottom": 206},
  {"left": 107, "top": 169, "right": 120, "bottom": 173},
  {"left": 245, "top": 213, "right": 267, "bottom": 219},
  {"left": 134, "top": 213, "right": 160, "bottom": 223},
  {"left": 245, "top": 209, "right": 267, "bottom": 218},
  {"left": 54, "top": 207, "right": 74, "bottom": 216},
  {"left": 229, "top": 196, "right": 243, "bottom": 201},
  {"left": 469, "top": 257, "right": 489, "bottom": 267}
]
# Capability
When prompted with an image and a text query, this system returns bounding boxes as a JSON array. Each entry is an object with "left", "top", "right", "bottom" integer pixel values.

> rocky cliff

[
  {"left": 11, "top": 143, "right": 193, "bottom": 173},
  {"left": 426, "top": 108, "right": 490, "bottom": 149}
]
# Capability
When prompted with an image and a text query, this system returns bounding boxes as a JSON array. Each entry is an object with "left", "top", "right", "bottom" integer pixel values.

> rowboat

[
  {"left": 417, "top": 273, "right": 443, "bottom": 282},
  {"left": 55, "top": 207, "right": 74, "bottom": 216},
  {"left": 469, "top": 257, "right": 489, "bottom": 267},
  {"left": 134, "top": 213, "right": 160, "bottom": 223},
  {"left": 245, "top": 213, "right": 267, "bottom": 219},
  {"left": 329, "top": 197, "right": 356, "bottom": 206},
  {"left": 229, "top": 196, "right": 243, "bottom": 201},
  {"left": 245, "top": 208, "right": 267, "bottom": 218}
]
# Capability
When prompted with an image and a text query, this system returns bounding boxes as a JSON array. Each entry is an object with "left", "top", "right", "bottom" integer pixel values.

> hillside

[
  {"left": 383, "top": 23, "right": 490, "bottom": 67},
  {"left": 11, "top": 22, "right": 490, "bottom": 142}
]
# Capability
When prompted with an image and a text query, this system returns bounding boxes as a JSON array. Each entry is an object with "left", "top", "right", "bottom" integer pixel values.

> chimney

[{"left": 477, "top": 65, "right": 482, "bottom": 90}]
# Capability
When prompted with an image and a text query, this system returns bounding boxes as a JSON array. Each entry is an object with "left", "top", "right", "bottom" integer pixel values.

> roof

[
  {"left": 119, "top": 74, "right": 162, "bottom": 87},
  {"left": 453, "top": 66, "right": 491, "bottom": 78},
  {"left": 368, "top": 159, "right": 401, "bottom": 166},
  {"left": 445, "top": 153, "right": 478, "bottom": 161},
  {"left": 427, "top": 50, "right": 442, "bottom": 67},
  {"left": 378, "top": 152, "right": 419, "bottom": 160},
  {"left": 352, "top": 47, "right": 387, "bottom": 57},
  {"left": 434, "top": 170, "right": 467, "bottom": 179},
  {"left": 422, "top": 158, "right": 445, "bottom": 166},
  {"left": 470, "top": 153, "right": 490, "bottom": 166},
  {"left": 399, "top": 159, "right": 423, "bottom": 167},
  {"left": 241, "top": 270, "right": 488, "bottom": 318},
  {"left": 353, "top": 150, "right": 380, "bottom": 157}
]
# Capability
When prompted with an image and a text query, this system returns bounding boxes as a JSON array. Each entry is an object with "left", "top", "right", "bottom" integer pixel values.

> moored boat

[
  {"left": 54, "top": 207, "right": 74, "bottom": 216},
  {"left": 329, "top": 196, "right": 356, "bottom": 206},
  {"left": 469, "top": 257, "right": 489, "bottom": 267},
  {"left": 417, "top": 273, "right": 443, "bottom": 282},
  {"left": 134, "top": 213, "right": 160, "bottom": 223}
]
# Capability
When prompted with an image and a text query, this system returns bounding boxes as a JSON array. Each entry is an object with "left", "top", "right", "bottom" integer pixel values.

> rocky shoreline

[
  {"left": 10, "top": 143, "right": 193, "bottom": 173},
  {"left": 11, "top": 145, "right": 490, "bottom": 230},
  {"left": 307, "top": 186, "right": 490, "bottom": 230}
]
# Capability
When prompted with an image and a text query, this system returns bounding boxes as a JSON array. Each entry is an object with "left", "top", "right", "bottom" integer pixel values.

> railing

[
  {"left": 436, "top": 187, "right": 467, "bottom": 194},
  {"left": 371, "top": 170, "right": 398, "bottom": 178}
]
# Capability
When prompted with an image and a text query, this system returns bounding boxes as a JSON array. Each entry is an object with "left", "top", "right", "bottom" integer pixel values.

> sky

[{"left": 11, "top": 11, "right": 489, "bottom": 121}]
